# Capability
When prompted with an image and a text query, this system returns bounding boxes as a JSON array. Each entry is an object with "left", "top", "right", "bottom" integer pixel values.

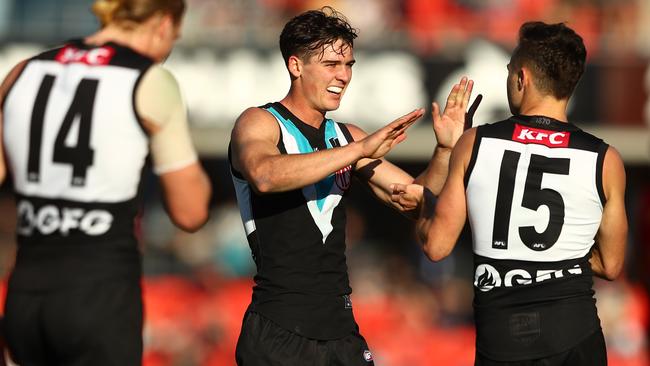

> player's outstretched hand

[
  {"left": 433, "top": 76, "right": 481, "bottom": 149},
  {"left": 390, "top": 183, "right": 424, "bottom": 211},
  {"left": 360, "top": 108, "right": 424, "bottom": 159}
]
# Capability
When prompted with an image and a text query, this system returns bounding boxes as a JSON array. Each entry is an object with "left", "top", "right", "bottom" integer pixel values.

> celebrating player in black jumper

[{"left": 229, "top": 6, "right": 477, "bottom": 366}]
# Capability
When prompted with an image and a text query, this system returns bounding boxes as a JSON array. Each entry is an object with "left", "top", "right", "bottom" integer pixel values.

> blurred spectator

[
  {"left": 637, "top": 0, "right": 650, "bottom": 57},
  {"left": 142, "top": 201, "right": 253, "bottom": 278},
  {"left": 0, "top": 0, "right": 646, "bottom": 58},
  {"left": 0, "top": 0, "right": 10, "bottom": 37},
  {"left": 599, "top": 0, "right": 639, "bottom": 58},
  {"left": 299, "top": 0, "right": 405, "bottom": 44},
  {"left": 645, "top": 65, "right": 650, "bottom": 127},
  {"left": 595, "top": 278, "right": 649, "bottom": 364}
]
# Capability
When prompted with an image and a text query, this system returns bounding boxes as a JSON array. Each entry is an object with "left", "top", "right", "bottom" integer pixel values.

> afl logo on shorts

[
  {"left": 363, "top": 350, "right": 373, "bottom": 362},
  {"left": 335, "top": 165, "right": 352, "bottom": 191}
]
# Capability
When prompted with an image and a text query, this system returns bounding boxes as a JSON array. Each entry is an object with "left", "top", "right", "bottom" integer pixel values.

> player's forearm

[
  {"left": 416, "top": 188, "right": 438, "bottom": 252},
  {"left": 364, "top": 181, "right": 418, "bottom": 220},
  {"left": 589, "top": 246, "right": 609, "bottom": 280},
  {"left": 421, "top": 222, "right": 461, "bottom": 262},
  {"left": 414, "top": 146, "right": 452, "bottom": 196},
  {"left": 589, "top": 245, "right": 623, "bottom": 281},
  {"left": 247, "top": 142, "right": 363, "bottom": 193},
  {"left": 420, "top": 221, "right": 455, "bottom": 262},
  {"left": 418, "top": 185, "right": 465, "bottom": 261},
  {"left": 162, "top": 164, "right": 212, "bottom": 232}
]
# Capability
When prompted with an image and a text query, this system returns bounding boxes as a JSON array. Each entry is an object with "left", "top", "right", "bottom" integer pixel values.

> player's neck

[
  {"left": 519, "top": 95, "right": 569, "bottom": 123},
  {"left": 279, "top": 94, "right": 326, "bottom": 128},
  {"left": 85, "top": 24, "right": 153, "bottom": 57},
  {"left": 85, "top": 26, "right": 134, "bottom": 47}
]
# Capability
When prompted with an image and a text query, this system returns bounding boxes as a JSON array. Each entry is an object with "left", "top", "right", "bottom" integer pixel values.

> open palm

[
  {"left": 362, "top": 108, "right": 424, "bottom": 159},
  {"left": 433, "top": 77, "right": 482, "bottom": 149}
]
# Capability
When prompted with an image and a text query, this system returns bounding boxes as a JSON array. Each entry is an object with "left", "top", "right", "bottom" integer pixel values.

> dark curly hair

[
  {"left": 279, "top": 6, "right": 358, "bottom": 65},
  {"left": 511, "top": 21, "right": 586, "bottom": 99}
]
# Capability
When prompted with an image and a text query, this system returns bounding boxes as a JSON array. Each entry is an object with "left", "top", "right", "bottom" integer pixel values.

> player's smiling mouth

[{"left": 326, "top": 86, "right": 343, "bottom": 94}]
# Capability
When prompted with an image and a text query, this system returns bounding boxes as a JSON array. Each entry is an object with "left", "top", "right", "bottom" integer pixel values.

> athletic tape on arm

[{"left": 136, "top": 65, "right": 198, "bottom": 174}]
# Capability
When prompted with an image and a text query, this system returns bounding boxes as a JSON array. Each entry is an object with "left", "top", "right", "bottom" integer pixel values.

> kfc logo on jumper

[
  {"left": 512, "top": 124, "right": 570, "bottom": 147},
  {"left": 55, "top": 46, "right": 115, "bottom": 65}
]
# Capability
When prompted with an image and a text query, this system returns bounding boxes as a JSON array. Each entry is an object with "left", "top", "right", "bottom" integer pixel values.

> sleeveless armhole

[
  {"left": 228, "top": 143, "right": 245, "bottom": 180},
  {"left": 464, "top": 127, "right": 483, "bottom": 188},
  {"left": 262, "top": 104, "right": 286, "bottom": 154},
  {"left": 131, "top": 64, "right": 155, "bottom": 136},
  {"left": 1, "top": 59, "right": 32, "bottom": 114},
  {"left": 337, "top": 122, "right": 355, "bottom": 143},
  {"left": 595, "top": 142, "right": 609, "bottom": 206}
]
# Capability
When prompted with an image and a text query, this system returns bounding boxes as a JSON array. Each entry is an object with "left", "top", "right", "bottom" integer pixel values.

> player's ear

[
  {"left": 517, "top": 67, "right": 526, "bottom": 91},
  {"left": 159, "top": 14, "right": 175, "bottom": 38},
  {"left": 287, "top": 55, "right": 302, "bottom": 78}
]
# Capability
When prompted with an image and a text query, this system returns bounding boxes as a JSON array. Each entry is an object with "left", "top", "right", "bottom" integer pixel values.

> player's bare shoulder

[
  {"left": 231, "top": 106, "right": 281, "bottom": 143},
  {"left": 602, "top": 145, "right": 626, "bottom": 195},
  {"left": 451, "top": 127, "right": 478, "bottom": 169},
  {"left": 0, "top": 60, "right": 29, "bottom": 106},
  {"left": 456, "top": 127, "right": 477, "bottom": 149}
]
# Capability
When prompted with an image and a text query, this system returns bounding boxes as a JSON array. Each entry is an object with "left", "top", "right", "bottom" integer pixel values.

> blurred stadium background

[{"left": 0, "top": 0, "right": 649, "bottom": 365}]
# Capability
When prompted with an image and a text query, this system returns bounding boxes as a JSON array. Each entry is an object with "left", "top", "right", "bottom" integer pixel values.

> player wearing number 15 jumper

[
  {"left": 0, "top": 0, "right": 211, "bottom": 364},
  {"left": 392, "top": 22, "right": 627, "bottom": 365}
]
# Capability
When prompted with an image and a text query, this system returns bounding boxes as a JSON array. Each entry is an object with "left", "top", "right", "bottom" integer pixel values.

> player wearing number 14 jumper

[
  {"left": 392, "top": 22, "right": 627, "bottom": 365},
  {"left": 0, "top": 0, "right": 211, "bottom": 364}
]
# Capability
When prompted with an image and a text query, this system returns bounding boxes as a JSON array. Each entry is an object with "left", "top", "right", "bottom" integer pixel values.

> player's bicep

[
  {"left": 135, "top": 65, "right": 183, "bottom": 130},
  {"left": 229, "top": 107, "right": 281, "bottom": 179},
  {"left": 149, "top": 106, "right": 198, "bottom": 174},
  {"left": 422, "top": 176, "right": 467, "bottom": 260},
  {"left": 432, "top": 138, "right": 470, "bottom": 231},
  {"left": 136, "top": 65, "right": 198, "bottom": 174},
  {"left": 422, "top": 131, "right": 473, "bottom": 260},
  {"left": 600, "top": 147, "right": 627, "bottom": 238},
  {"left": 594, "top": 147, "right": 627, "bottom": 279}
]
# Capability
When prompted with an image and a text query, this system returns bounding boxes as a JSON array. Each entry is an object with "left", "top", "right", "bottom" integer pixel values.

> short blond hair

[{"left": 92, "top": 0, "right": 185, "bottom": 28}]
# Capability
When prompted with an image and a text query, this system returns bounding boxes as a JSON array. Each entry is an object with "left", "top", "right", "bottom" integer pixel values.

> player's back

[
  {"left": 2, "top": 40, "right": 154, "bottom": 290},
  {"left": 465, "top": 114, "right": 608, "bottom": 360}
]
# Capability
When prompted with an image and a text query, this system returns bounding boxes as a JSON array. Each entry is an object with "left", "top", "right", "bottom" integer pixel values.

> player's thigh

[
  {"left": 3, "top": 291, "right": 48, "bottom": 365},
  {"left": 562, "top": 329, "right": 607, "bottom": 366},
  {"left": 236, "top": 311, "right": 326, "bottom": 366},
  {"left": 329, "top": 329, "right": 375, "bottom": 366},
  {"left": 475, "top": 329, "right": 607, "bottom": 366},
  {"left": 43, "top": 279, "right": 143, "bottom": 366}
]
